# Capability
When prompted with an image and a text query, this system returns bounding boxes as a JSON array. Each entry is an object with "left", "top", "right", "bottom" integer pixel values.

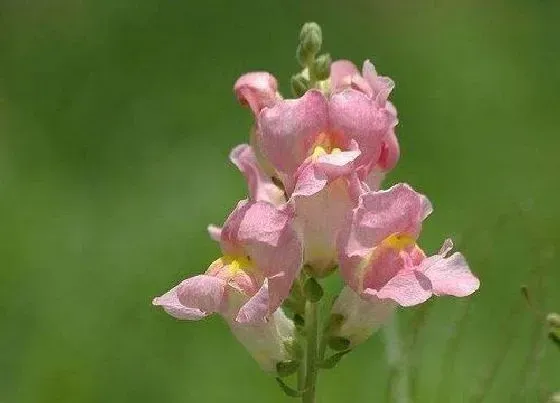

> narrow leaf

[
  {"left": 319, "top": 349, "right": 351, "bottom": 369},
  {"left": 276, "top": 360, "right": 300, "bottom": 377},
  {"left": 275, "top": 378, "right": 304, "bottom": 398}
]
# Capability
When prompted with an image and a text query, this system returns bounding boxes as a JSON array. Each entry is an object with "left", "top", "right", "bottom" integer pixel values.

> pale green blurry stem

[
  {"left": 302, "top": 300, "right": 319, "bottom": 403},
  {"left": 383, "top": 314, "right": 411, "bottom": 403}
]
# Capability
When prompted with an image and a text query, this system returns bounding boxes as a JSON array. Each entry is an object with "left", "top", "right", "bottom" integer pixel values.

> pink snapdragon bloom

[
  {"left": 338, "top": 183, "right": 480, "bottom": 307},
  {"left": 257, "top": 89, "right": 392, "bottom": 195},
  {"left": 153, "top": 200, "right": 302, "bottom": 371},
  {"left": 330, "top": 60, "right": 400, "bottom": 189},
  {"left": 154, "top": 200, "right": 302, "bottom": 324}
]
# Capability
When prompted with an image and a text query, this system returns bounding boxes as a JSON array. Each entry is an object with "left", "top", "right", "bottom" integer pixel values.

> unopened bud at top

[{"left": 298, "top": 22, "right": 322, "bottom": 65}]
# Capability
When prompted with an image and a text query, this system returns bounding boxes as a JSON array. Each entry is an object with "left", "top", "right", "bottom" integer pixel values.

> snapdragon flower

[
  {"left": 153, "top": 22, "right": 480, "bottom": 401},
  {"left": 153, "top": 200, "right": 302, "bottom": 371}
]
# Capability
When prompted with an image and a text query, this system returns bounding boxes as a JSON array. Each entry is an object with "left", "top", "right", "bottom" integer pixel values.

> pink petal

[
  {"left": 152, "top": 285, "right": 207, "bottom": 320},
  {"left": 329, "top": 89, "right": 388, "bottom": 172},
  {"left": 229, "top": 144, "right": 285, "bottom": 205},
  {"left": 291, "top": 162, "right": 328, "bottom": 198},
  {"left": 229, "top": 201, "right": 303, "bottom": 314},
  {"left": 364, "top": 168, "right": 386, "bottom": 191},
  {"left": 234, "top": 72, "right": 279, "bottom": 116},
  {"left": 236, "top": 280, "right": 270, "bottom": 323},
  {"left": 349, "top": 75, "right": 374, "bottom": 98},
  {"left": 250, "top": 126, "right": 276, "bottom": 177},
  {"left": 345, "top": 184, "right": 433, "bottom": 256},
  {"left": 218, "top": 200, "right": 251, "bottom": 256},
  {"left": 291, "top": 148, "right": 360, "bottom": 198},
  {"left": 316, "top": 149, "right": 361, "bottom": 176},
  {"left": 236, "top": 201, "right": 292, "bottom": 247},
  {"left": 419, "top": 250, "right": 480, "bottom": 297},
  {"left": 362, "top": 60, "right": 395, "bottom": 107},
  {"left": 377, "top": 129, "right": 400, "bottom": 171},
  {"left": 330, "top": 60, "right": 359, "bottom": 92},
  {"left": 370, "top": 270, "right": 432, "bottom": 307},
  {"left": 207, "top": 224, "right": 222, "bottom": 242},
  {"left": 258, "top": 90, "right": 328, "bottom": 178},
  {"left": 293, "top": 178, "right": 355, "bottom": 273},
  {"left": 361, "top": 246, "right": 407, "bottom": 291},
  {"left": 176, "top": 275, "right": 227, "bottom": 315},
  {"left": 265, "top": 271, "right": 298, "bottom": 317}
]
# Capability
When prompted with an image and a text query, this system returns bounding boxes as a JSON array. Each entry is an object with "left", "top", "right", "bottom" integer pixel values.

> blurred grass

[{"left": 0, "top": 1, "right": 559, "bottom": 402}]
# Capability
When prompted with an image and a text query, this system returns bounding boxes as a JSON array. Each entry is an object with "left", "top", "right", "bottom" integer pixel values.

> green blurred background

[{"left": 1, "top": 1, "right": 559, "bottom": 402}]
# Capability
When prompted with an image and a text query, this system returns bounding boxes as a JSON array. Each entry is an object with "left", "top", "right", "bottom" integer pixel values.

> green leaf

[
  {"left": 276, "top": 360, "right": 300, "bottom": 377},
  {"left": 328, "top": 336, "right": 351, "bottom": 351},
  {"left": 319, "top": 350, "right": 351, "bottom": 369},
  {"left": 275, "top": 378, "right": 304, "bottom": 398},
  {"left": 303, "top": 278, "right": 323, "bottom": 302}
]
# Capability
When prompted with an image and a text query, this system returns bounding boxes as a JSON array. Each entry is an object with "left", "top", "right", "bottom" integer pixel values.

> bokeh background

[{"left": 1, "top": 1, "right": 559, "bottom": 402}]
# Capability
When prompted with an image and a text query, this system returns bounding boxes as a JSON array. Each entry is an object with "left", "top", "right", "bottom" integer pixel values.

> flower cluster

[{"left": 153, "top": 23, "right": 479, "bottom": 384}]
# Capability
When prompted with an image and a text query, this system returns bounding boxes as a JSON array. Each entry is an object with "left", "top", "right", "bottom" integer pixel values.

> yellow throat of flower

[
  {"left": 381, "top": 233, "right": 416, "bottom": 250},
  {"left": 310, "top": 133, "right": 342, "bottom": 160},
  {"left": 221, "top": 255, "right": 255, "bottom": 276},
  {"left": 356, "top": 233, "right": 416, "bottom": 292}
]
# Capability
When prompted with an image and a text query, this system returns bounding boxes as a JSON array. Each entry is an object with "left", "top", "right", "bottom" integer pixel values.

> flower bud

[
  {"left": 330, "top": 286, "right": 396, "bottom": 347},
  {"left": 291, "top": 73, "right": 310, "bottom": 97},
  {"left": 299, "top": 22, "right": 322, "bottom": 58},
  {"left": 228, "top": 308, "right": 296, "bottom": 372},
  {"left": 547, "top": 312, "right": 560, "bottom": 328},
  {"left": 313, "top": 53, "right": 332, "bottom": 81},
  {"left": 319, "top": 350, "right": 351, "bottom": 369}
]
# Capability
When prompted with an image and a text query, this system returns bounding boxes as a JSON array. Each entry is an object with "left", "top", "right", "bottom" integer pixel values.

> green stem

[{"left": 302, "top": 300, "right": 319, "bottom": 403}]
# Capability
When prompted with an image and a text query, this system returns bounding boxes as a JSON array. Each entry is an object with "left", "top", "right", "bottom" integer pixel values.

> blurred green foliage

[{"left": 0, "top": 1, "right": 559, "bottom": 402}]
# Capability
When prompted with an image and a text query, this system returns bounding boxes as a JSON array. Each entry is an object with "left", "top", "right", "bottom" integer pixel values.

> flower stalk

[{"left": 302, "top": 299, "right": 320, "bottom": 403}]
